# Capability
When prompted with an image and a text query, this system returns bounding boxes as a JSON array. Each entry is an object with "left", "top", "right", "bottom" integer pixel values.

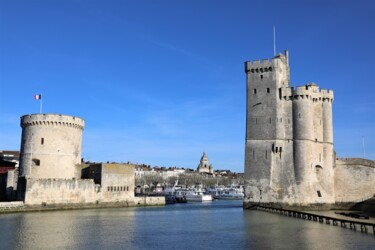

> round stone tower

[{"left": 19, "top": 114, "right": 84, "bottom": 179}]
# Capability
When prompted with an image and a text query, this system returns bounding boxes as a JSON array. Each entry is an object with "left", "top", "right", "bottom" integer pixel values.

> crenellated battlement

[
  {"left": 245, "top": 51, "right": 289, "bottom": 73},
  {"left": 279, "top": 87, "right": 294, "bottom": 100},
  {"left": 292, "top": 83, "right": 334, "bottom": 103},
  {"left": 21, "top": 114, "right": 85, "bottom": 130}
]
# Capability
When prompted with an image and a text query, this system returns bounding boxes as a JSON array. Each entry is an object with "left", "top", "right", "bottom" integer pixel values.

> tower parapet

[{"left": 19, "top": 114, "right": 85, "bottom": 179}]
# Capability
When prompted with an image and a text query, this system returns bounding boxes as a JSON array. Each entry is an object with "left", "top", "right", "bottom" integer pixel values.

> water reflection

[
  {"left": 0, "top": 201, "right": 373, "bottom": 250},
  {"left": 10, "top": 208, "right": 136, "bottom": 249}
]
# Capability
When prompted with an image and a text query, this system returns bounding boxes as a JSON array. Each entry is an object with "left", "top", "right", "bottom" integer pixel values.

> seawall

[{"left": 0, "top": 196, "right": 166, "bottom": 214}]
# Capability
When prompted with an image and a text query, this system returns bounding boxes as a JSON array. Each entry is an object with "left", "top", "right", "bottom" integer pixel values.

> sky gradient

[{"left": 1, "top": 0, "right": 374, "bottom": 172}]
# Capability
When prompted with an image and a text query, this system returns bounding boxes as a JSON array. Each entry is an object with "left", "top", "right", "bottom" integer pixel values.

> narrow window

[
  {"left": 260, "top": 75, "right": 263, "bottom": 79},
  {"left": 127, "top": 186, "right": 129, "bottom": 191},
  {"left": 317, "top": 191, "right": 322, "bottom": 197},
  {"left": 253, "top": 89, "right": 257, "bottom": 94},
  {"left": 41, "top": 138, "right": 44, "bottom": 145},
  {"left": 319, "top": 153, "right": 321, "bottom": 162},
  {"left": 298, "top": 113, "right": 301, "bottom": 119},
  {"left": 108, "top": 187, "right": 110, "bottom": 191},
  {"left": 267, "top": 88, "right": 270, "bottom": 93},
  {"left": 269, "top": 118, "right": 271, "bottom": 124},
  {"left": 265, "top": 150, "right": 268, "bottom": 160},
  {"left": 32, "top": 159, "right": 40, "bottom": 166},
  {"left": 252, "top": 150, "right": 255, "bottom": 160}
]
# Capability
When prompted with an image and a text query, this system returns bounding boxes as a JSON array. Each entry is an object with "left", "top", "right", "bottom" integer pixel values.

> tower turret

[{"left": 19, "top": 114, "right": 84, "bottom": 179}]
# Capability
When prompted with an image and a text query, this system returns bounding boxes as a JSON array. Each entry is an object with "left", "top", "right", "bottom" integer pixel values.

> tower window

[
  {"left": 267, "top": 88, "right": 270, "bottom": 93},
  {"left": 269, "top": 67, "right": 272, "bottom": 71},
  {"left": 269, "top": 118, "right": 271, "bottom": 124},
  {"left": 41, "top": 138, "right": 44, "bottom": 145},
  {"left": 253, "top": 89, "right": 257, "bottom": 94},
  {"left": 260, "top": 75, "right": 263, "bottom": 79},
  {"left": 317, "top": 191, "right": 322, "bottom": 197},
  {"left": 32, "top": 159, "right": 40, "bottom": 166}
]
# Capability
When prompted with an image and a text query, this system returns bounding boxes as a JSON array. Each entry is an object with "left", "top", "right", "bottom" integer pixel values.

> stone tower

[
  {"left": 244, "top": 51, "right": 335, "bottom": 208},
  {"left": 19, "top": 114, "right": 84, "bottom": 179}
]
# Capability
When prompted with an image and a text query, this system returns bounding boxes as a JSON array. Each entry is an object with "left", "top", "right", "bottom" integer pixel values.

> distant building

[
  {"left": 197, "top": 152, "right": 213, "bottom": 174},
  {"left": 0, "top": 150, "right": 19, "bottom": 201}
]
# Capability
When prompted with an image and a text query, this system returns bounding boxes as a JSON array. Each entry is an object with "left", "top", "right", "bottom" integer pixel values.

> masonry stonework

[
  {"left": 19, "top": 114, "right": 84, "bottom": 179},
  {"left": 243, "top": 51, "right": 373, "bottom": 210},
  {"left": 16, "top": 114, "right": 160, "bottom": 207}
]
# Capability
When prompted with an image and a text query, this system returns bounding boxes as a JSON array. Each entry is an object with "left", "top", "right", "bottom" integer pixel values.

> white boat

[
  {"left": 208, "top": 186, "right": 244, "bottom": 200},
  {"left": 175, "top": 188, "right": 213, "bottom": 202}
]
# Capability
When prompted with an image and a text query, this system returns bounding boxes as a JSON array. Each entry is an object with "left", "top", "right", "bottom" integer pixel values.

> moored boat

[
  {"left": 208, "top": 186, "right": 244, "bottom": 200},
  {"left": 175, "top": 188, "right": 213, "bottom": 202}
]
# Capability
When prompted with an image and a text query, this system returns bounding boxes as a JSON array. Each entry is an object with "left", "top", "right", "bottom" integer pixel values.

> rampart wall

[
  {"left": 24, "top": 179, "right": 98, "bottom": 205},
  {"left": 335, "top": 158, "right": 375, "bottom": 203}
]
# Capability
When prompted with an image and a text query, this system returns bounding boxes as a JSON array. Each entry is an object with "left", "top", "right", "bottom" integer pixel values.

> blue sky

[{"left": 1, "top": 0, "right": 374, "bottom": 172}]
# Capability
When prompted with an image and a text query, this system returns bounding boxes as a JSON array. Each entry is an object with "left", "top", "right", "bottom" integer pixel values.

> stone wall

[
  {"left": 24, "top": 163, "right": 136, "bottom": 206},
  {"left": 134, "top": 196, "right": 165, "bottom": 206},
  {"left": 100, "top": 164, "right": 135, "bottom": 202},
  {"left": 24, "top": 179, "right": 98, "bottom": 205},
  {"left": 335, "top": 158, "right": 375, "bottom": 203}
]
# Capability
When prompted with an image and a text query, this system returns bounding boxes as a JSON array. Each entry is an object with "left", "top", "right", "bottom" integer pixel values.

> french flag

[{"left": 34, "top": 94, "right": 42, "bottom": 100}]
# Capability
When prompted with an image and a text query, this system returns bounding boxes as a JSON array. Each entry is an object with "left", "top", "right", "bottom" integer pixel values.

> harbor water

[{"left": 0, "top": 200, "right": 373, "bottom": 249}]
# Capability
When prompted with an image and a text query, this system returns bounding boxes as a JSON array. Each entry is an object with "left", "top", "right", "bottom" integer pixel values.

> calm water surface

[{"left": 0, "top": 200, "right": 373, "bottom": 249}]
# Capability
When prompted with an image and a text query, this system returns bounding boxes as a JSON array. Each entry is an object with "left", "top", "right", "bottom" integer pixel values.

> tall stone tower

[
  {"left": 244, "top": 51, "right": 335, "bottom": 208},
  {"left": 19, "top": 114, "right": 84, "bottom": 179}
]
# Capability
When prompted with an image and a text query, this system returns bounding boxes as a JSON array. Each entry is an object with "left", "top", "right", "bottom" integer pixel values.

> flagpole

[{"left": 40, "top": 93, "right": 43, "bottom": 114}]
